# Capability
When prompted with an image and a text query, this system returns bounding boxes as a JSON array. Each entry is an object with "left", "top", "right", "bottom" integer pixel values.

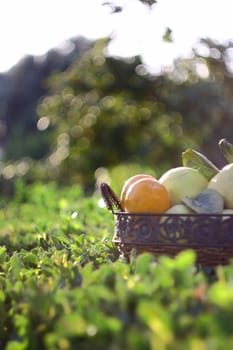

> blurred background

[{"left": 1, "top": 0, "right": 233, "bottom": 195}]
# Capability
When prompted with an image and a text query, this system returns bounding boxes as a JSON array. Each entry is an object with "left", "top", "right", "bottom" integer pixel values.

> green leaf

[
  {"left": 208, "top": 282, "right": 233, "bottom": 308},
  {"left": 137, "top": 301, "right": 173, "bottom": 346},
  {"left": 22, "top": 252, "right": 38, "bottom": 267},
  {"left": 174, "top": 250, "right": 196, "bottom": 270},
  {"left": 0, "top": 289, "right": 5, "bottom": 303},
  {"left": 0, "top": 245, "right": 7, "bottom": 264},
  {"left": 135, "top": 253, "right": 154, "bottom": 276},
  {"left": 9, "top": 253, "right": 22, "bottom": 279},
  {"left": 56, "top": 313, "right": 88, "bottom": 336},
  {"left": 6, "top": 341, "right": 28, "bottom": 350}
]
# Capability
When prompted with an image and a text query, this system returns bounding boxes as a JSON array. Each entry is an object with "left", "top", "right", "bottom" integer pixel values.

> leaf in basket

[
  {"left": 182, "top": 148, "right": 219, "bottom": 180},
  {"left": 182, "top": 189, "right": 224, "bottom": 214}
]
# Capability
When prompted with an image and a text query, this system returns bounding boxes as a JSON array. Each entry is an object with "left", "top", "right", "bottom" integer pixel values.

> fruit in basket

[
  {"left": 222, "top": 209, "right": 233, "bottom": 220},
  {"left": 208, "top": 163, "right": 233, "bottom": 209},
  {"left": 165, "top": 204, "right": 194, "bottom": 214},
  {"left": 160, "top": 204, "right": 193, "bottom": 244},
  {"left": 182, "top": 188, "right": 224, "bottom": 213},
  {"left": 120, "top": 174, "right": 154, "bottom": 209},
  {"left": 222, "top": 209, "right": 233, "bottom": 214},
  {"left": 159, "top": 167, "right": 208, "bottom": 206},
  {"left": 123, "top": 177, "right": 170, "bottom": 213}
]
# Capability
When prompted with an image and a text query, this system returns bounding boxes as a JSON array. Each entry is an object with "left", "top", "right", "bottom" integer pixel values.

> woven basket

[{"left": 100, "top": 183, "right": 233, "bottom": 266}]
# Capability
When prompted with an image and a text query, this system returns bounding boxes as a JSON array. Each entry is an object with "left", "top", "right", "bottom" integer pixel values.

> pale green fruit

[
  {"left": 159, "top": 167, "right": 208, "bottom": 206},
  {"left": 222, "top": 209, "right": 233, "bottom": 220},
  {"left": 160, "top": 204, "right": 193, "bottom": 244},
  {"left": 222, "top": 209, "right": 233, "bottom": 214},
  {"left": 165, "top": 204, "right": 194, "bottom": 214},
  {"left": 208, "top": 163, "right": 233, "bottom": 209}
]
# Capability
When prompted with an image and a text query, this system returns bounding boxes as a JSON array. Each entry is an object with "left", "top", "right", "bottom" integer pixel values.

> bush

[{"left": 1, "top": 183, "right": 233, "bottom": 349}]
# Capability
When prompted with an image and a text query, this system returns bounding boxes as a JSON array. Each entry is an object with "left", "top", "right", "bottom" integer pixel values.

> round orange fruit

[
  {"left": 120, "top": 174, "right": 155, "bottom": 209},
  {"left": 123, "top": 177, "right": 170, "bottom": 213}
]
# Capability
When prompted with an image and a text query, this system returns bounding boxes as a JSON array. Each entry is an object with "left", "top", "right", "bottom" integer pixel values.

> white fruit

[
  {"left": 161, "top": 204, "right": 193, "bottom": 244},
  {"left": 222, "top": 209, "right": 233, "bottom": 221},
  {"left": 208, "top": 163, "right": 233, "bottom": 209},
  {"left": 159, "top": 167, "right": 208, "bottom": 206},
  {"left": 165, "top": 204, "right": 193, "bottom": 214}
]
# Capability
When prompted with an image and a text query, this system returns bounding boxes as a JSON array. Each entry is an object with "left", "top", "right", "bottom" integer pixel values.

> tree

[
  {"left": 0, "top": 37, "right": 91, "bottom": 160},
  {"left": 37, "top": 39, "right": 191, "bottom": 190}
]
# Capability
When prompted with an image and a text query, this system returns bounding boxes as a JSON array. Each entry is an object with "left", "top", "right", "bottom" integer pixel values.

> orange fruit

[
  {"left": 120, "top": 174, "right": 155, "bottom": 209},
  {"left": 124, "top": 177, "right": 170, "bottom": 213}
]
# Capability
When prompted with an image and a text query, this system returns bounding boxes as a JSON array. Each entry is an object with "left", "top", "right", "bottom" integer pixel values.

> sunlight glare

[
  {"left": 98, "top": 198, "right": 106, "bottom": 209},
  {"left": 0, "top": 0, "right": 233, "bottom": 73}
]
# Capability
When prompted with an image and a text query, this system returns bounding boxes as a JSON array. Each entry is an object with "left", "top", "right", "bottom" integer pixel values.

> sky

[{"left": 0, "top": 0, "right": 233, "bottom": 74}]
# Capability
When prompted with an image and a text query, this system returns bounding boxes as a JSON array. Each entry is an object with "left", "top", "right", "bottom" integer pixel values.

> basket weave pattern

[{"left": 101, "top": 183, "right": 233, "bottom": 265}]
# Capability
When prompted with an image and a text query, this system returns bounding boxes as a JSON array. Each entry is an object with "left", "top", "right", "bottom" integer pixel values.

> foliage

[
  {"left": 1, "top": 37, "right": 233, "bottom": 194},
  {"left": 0, "top": 37, "right": 91, "bottom": 160},
  {"left": 35, "top": 38, "right": 233, "bottom": 191},
  {"left": 164, "top": 38, "right": 233, "bottom": 167},
  {"left": 37, "top": 39, "right": 190, "bottom": 190},
  {"left": 1, "top": 182, "right": 233, "bottom": 349}
]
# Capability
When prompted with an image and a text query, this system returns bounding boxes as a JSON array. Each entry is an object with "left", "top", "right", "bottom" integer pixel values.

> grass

[{"left": 1, "top": 181, "right": 233, "bottom": 349}]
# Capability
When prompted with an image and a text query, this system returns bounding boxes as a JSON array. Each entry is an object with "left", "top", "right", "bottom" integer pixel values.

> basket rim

[{"left": 112, "top": 211, "right": 233, "bottom": 216}]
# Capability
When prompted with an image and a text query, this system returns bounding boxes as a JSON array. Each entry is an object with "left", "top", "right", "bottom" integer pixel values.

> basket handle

[{"left": 100, "top": 183, "right": 124, "bottom": 213}]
